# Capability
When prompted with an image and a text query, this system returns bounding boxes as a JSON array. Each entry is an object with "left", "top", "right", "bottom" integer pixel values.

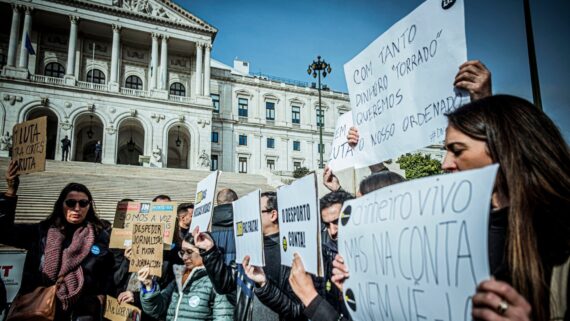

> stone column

[
  {"left": 150, "top": 33, "right": 159, "bottom": 90},
  {"left": 195, "top": 42, "right": 203, "bottom": 96},
  {"left": 7, "top": 5, "right": 21, "bottom": 67},
  {"left": 102, "top": 126, "right": 118, "bottom": 165},
  {"left": 66, "top": 16, "right": 79, "bottom": 76},
  {"left": 160, "top": 35, "right": 168, "bottom": 90},
  {"left": 203, "top": 43, "right": 211, "bottom": 96},
  {"left": 18, "top": 6, "right": 33, "bottom": 69},
  {"left": 110, "top": 24, "right": 121, "bottom": 88}
]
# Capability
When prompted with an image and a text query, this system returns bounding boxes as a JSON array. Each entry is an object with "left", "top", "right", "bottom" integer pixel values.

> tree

[
  {"left": 396, "top": 153, "right": 442, "bottom": 179},
  {"left": 293, "top": 166, "right": 310, "bottom": 178}
]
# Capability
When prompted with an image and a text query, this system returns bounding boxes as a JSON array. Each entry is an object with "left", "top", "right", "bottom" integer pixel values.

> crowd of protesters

[{"left": 0, "top": 59, "right": 568, "bottom": 321}]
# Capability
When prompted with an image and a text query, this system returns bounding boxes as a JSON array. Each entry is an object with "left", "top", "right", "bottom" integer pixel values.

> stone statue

[
  {"left": 152, "top": 145, "right": 162, "bottom": 163},
  {"left": 199, "top": 149, "right": 210, "bottom": 168},
  {"left": 0, "top": 132, "right": 12, "bottom": 151}
]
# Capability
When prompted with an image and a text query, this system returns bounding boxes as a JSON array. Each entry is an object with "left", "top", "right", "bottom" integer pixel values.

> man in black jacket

[
  {"left": 210, "top": 188, "right": 238, "bottom": 266},
  {"left": 194, "top": 191, "right": 306, "bottom": 321}
]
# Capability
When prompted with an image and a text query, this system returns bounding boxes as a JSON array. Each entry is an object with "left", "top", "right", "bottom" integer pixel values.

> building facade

[{"left": 0, "top": 0, "right": 349, "bottom": 174}]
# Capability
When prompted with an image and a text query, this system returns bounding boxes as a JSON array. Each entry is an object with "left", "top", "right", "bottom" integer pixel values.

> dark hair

[
  {"left": 152, "top": 194, "right": 171, "bottom": 202},
  {"left": 177, "top": 202, "right": 194, "bottom": 215},
  {"left": 320, "top": 190, "right": 355, "bottom": 211},
  {"left": 45, "top": 183, "right": 104, "bottom": 232},
  {"left": 261, "top": 191, "right": 278, "bottom": 211},
  {"left": 183, "top": 232, "right": 195, "bottom": 246},
  {"left": 446, "top": 94, "right": 570, "bottom": 321},
  {"left": 216, "top": 188, "right": 238, "bottom": 204},
  {"left": 359, "top": 171, "right": 405, "bottom": 195},
  {"left": 120, "top": 198, "right": 134, "bottom": 203}
]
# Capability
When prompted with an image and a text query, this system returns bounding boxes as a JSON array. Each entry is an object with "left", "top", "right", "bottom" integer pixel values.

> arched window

[
  {"left": 169, "top": 82, "right": 185, "bottom": 96},
  {"left": 125, "top": 75, "right": 143, "bottom": 90},
  {"left": 86, "top": 69, "right": 106, "bottom": 84},
  {"left": 44, "top": 62, "right": 65, "bottom": 78}
]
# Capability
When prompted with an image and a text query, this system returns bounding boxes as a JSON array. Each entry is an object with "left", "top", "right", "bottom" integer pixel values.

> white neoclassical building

[{"left": 0, "top": 0, "right": 350, "bottom": 174}]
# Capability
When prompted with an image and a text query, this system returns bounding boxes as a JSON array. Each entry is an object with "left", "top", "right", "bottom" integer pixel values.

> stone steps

[{"left": 0, "top": 158, "right": 273, "bottom": 223}]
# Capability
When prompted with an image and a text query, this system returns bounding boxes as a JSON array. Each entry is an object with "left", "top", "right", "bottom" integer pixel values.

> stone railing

[
  {"left": 77, "top": 81, "right": 108, "bottom": 92},
  {"left": 168, "top": 95, "right": 193, "bottom": 104},
  {"left": 120, "top": 87, "right": 148, "bottom": 97},
  {"left": 30, "top": 74, "right": 65, "bottom": 86}
]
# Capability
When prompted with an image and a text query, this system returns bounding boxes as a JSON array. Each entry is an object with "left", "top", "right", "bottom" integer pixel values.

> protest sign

[
  {"left": 338, "top": 164, "right": 498, "bottom": 321},
  {"left": 12, "top": 116, "right": 47, "bottom": 174},
  {"left": 278, "top": 173, "right": 323, "bottom": 276},
  {"left": 189, "top": 170, "right": 219, "bottom": 232},
  {"left": 104, "top": 295, "right": 141, "bottom": 321},
  {"left": 328, "top": 112, "right": 363, "bottom": 172},
  {"left": 233, "top": 189, "right": 264, "bottom": 266},
  {"left": 109, "top": 201, "right": 177, "bottom": 249},
  {"left": 344, "top": 0, "right": 469, "bottom": 168},
  {"left": 0, "top": 246, "right": 27, "bottom": 303},
  {"left": 129, "top": 223, "right": 163, "bottom": 277}
]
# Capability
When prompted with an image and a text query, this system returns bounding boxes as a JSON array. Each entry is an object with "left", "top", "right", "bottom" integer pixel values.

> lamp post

[{"left": 307, "top": 56, "right": 331, "bottom": 169}]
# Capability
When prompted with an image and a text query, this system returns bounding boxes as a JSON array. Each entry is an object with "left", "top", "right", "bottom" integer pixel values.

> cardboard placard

[
  {"left": 277, "top": 173, "right": 323, "bottom": 276},
  {"left": 0, "top": 246, "right": 27, "bottom": 303},
  {"left": 129, "top": 223, "right": 163, "bottom": 277},
  {"left": 104, "top": 295, "right": 141, "bottom": 321},
  {"left": 343, "top": 0, "right": 469, "bottom": 168},
  {"left": 328, "top": 112, "right": 360, "bottom": 172},
  {"left": 189, "top": 171, "right": 219, "bottom": 233},
  {"left": 233, "top": 189, "right": 264, "bottom": 266},
  {"left": 338, "top": 165, "right": 498, "bottom": 320},
  {"left": 12, "top": 116, "right": 47, "bottom": 174}
]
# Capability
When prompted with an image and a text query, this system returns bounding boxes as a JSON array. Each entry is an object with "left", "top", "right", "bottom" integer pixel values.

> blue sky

[{"left": 178, "top": 0, "right": 570, "bottom": 141}]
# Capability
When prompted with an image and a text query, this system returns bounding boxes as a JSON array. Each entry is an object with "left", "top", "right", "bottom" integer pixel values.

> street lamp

[{"left": 307, "top": 56, "right": 332, "bottom": 169}]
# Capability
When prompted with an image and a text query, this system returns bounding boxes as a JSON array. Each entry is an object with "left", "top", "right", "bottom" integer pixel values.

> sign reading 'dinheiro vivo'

[
  {"left": 344, "top": 0, "right": 469, "bottom": 168},
  {"left": 189, "top": 170, "right": 220, "bottom": 233},
  {"left": 338, "top": 164, "right": 498, "bottom": 321},
  {"left": 233, "top": 189, "right": 264, "bottom": 266},
  {"left": 278, "top": 173, "right": 323, "bottom": 276}
]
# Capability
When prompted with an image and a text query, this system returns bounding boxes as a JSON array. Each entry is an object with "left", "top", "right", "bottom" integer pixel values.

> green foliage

[
  {"left": 293, "top": 166, "right": 311, "bottom": 178},
  {"left": 396, "top": 153, "right": 442, "bottom": 179}
]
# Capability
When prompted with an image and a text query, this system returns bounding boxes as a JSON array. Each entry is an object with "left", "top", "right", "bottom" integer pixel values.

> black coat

[{"left": 0, "top": 194, "right": 115, "bottom": 321}]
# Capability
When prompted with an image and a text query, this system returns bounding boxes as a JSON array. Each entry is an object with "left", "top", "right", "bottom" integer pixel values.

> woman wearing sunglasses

[{"left": 0, "top": 160, "right": 115, "bottom": 321}]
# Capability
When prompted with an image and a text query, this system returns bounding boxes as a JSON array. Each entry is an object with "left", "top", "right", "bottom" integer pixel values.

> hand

[
  {"left": 124, "top": 246, "right": 133, "bottom": 261},
  {"left": 117, "top": 291, "right": 135, "bottom": 304},
  {"left": 472, "top": 279, "right": 531, "bottom": 321},
  {"left": 347, "top": 127, "right": 359, "bottom": 148},
  {"left": 5, "top": 160, "right": 19, "bottom": 197},
  {"left": 289, "top": 253, "right": 318, "bottom": 307},
  {"left": 192, "top": 226, "right": 214, "bottom": 251},
  {"left": 454, "top": 60, "right": 492, "bottom": 101},
  {"left": 137, "top": 266, "right": 153, "bottom": 291},
  {"left": 331, "top": 254, "right": 349, "bottom": 291},
  {"left": 323, "top": 166, "right": 341, "bottom": 192},
  {"left": 242, "top": 255, "right": 267, "bottom": 287}
]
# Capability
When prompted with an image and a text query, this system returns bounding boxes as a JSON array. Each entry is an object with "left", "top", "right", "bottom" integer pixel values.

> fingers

[
  {"left": 242, "top": 255, "right": 251, "bottom": 270},
  {"left": 458, "top": 60, "right": 488, "bottom": 73},
  {"left": 332, "top": 254, "right": 348, "bottom": 273},
  {"left": 192, "top": 226, "right": 200, "bottom": 238},
  {"left": 477, "top": 280, "right": 531, "bottom": 311},
  {"left": 347, "top": 127, "right": 360, "bottom": 147}
]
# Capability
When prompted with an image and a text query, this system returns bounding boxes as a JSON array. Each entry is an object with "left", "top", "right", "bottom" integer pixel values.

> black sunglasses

[
  {"left": 261, "top": 209, "right": 274, "bottom": 213},
  {"left": 64, "top": 199, "right": 91, "bottom": 208}
]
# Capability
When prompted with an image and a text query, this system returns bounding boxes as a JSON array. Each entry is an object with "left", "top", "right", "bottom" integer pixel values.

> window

[
  {"left": 211, "top": 94, "right": 220, "bottom": 113},
  {"left": 239, "top": 134, "right": 247, "bottom": 146},
  {"left": 293, "top": 141, "right": 301, "bottom": 151},
  {"left": 294, "top": 161, "right": 301, "bottom": 170},
  {"left": 267, "top": 138, "right": 275, "bottom": 149},
  {"left": 44, "top": 62, "right": 65, "bottom": 78},
  {"left": 266, "top": 102, "right": 275, "bottom": 121},
  {"left": 239, "top": 157, "right": 248, "bottom": 173},
  {"left": 0, "top": 54, "right": 7, "bottom": 68},
  {"left": 238, "top": 98, "right": 248, "bottom": 117},
  {"left": 292, "top": 106, "right": 301, "bottom": 124},
  {"left": 211, "top": 155, "right": 218, "bottom": 171},
  {"left": 125, "top": 75, "right": 143, "bottom": 90},
  {"left": 211, "top": 132, "right": 219, "bottom": 143},
  {"left": 267, "top": 159, "right": 275, "bottom": 170},
  {"left": 86, "top": 69, "right": 106, "bottom": 84},
  {"left": 169, "top": 82, "right": 186, "bottom": 96},
  {"left": 317, "top": 143, "right": 325, "bottom": 153},
  {"left": 317, "top": 109, "right": 325, "bottom": 127}
]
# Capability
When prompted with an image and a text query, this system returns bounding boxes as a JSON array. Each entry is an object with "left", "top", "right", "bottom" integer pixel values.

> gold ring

[{"left": 497, "top": 300, "right": 509, "bottom": 315}]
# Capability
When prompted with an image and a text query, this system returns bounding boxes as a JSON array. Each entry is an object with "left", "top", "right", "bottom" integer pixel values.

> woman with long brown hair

[{"left": 442, "top": 94, "right": 570, "bottom": 321}]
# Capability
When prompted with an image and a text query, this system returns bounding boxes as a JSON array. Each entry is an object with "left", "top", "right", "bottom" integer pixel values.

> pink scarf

[{"left": 42, "top": 224, "right": 95, "bottom": 310}]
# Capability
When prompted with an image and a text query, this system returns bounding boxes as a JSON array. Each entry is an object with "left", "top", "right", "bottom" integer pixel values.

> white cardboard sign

[
  {"left": 344, "top": 0, "right": 469, "bottom": 168},
  {"left": 328, "top": 112, "right": 362, "bottom": 172},
  {"left": 189, "top": 171, "right": 219, "bottom": 232},
  {"left": 277, "top": 173, "right": 323, "bottom": 276},
  {"left": 233, "top": 189, "right": 264, "bottom": 266},
  {"left": 0, "top": 247, "right": 27, "bottom": 303},
  {"left": 338, "top": 164, "right": 498, "bottom": 321}
]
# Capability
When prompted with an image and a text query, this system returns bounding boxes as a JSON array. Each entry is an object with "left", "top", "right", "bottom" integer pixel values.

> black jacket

[
  {"left": 303, "top": 295, "right": 349, "bottom": 321},
  {"left": 0, "top": 193, "right": 115, "bottom": 321},
  {"left": 210, "top": 204, "right": 236, "bottom": 266},
  {"left": 321, "top": 238, "right": 351, "bottom": 319}
]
